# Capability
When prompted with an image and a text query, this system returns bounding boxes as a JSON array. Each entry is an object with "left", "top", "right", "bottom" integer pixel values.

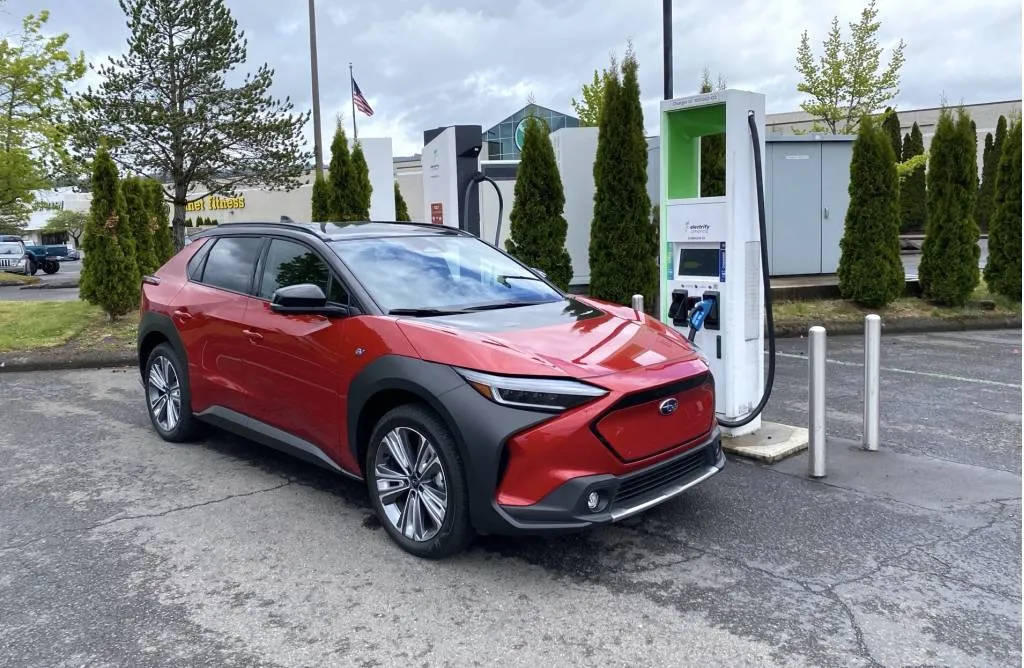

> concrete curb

[
  {"left": 0, "top": 350, "right": 137, "bottom": 373},
  {"left": 19, "top": 281, "right": 79, "bottom": 290},
  {"left": 0, "top": 279, "right": 41, "bottom": 288},
  {"left": 773, "top": 313, "right": 1021, "bottom": 338}
]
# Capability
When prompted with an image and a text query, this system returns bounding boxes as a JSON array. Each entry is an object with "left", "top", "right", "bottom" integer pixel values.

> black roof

[{"left": 191, "top": 220, "right": 472, "bottom": 242}]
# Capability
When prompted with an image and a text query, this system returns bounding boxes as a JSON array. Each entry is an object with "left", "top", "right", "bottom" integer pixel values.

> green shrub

[
  {"left": 146, "top": 179, "right": 175, "bottom": 266},
  {"left": 984, "top": 118, "right": 1021, "bottom": 300},
  {"left": 122, "top": 177, "right": 157, "bottom": 276},
  {"left": 311, "top": 172, "right": 331, "bottom": 221},
  {"left": 504, "top": 114, "right": 573, "bottom": 289},
  {"left": 836, "top": 114, "right": 905, "bottom": 307},
  {"left": 79, "top": 146, "right": 140, "bottom": 319},
  {"left": 350, "top": 142, "right": 372, "bottom": 220},
  {"left": 588, "top": 45, "right": 657, "bottom": 306},
  {"left": 899, "top": 122, "right": 927, "bottom": 233},
  {"left": 394, "top": 181, "right": 411, "bottom": 221},
  {"left": 918, "top": 107, "right": 980, "bottom": 306}
]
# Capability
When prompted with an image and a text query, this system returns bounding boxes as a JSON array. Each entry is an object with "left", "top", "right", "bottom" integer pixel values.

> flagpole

[
  {"left": 349, "top": 62, "right": 358, "bottom": 141},
  {"left": 308, "top": 0, "right": 323, "bottom": 177}
]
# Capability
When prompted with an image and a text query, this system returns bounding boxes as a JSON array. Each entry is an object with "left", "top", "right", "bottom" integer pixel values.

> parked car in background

[
  {"left": 22, "top": 244, "right": 74, "bottom": 275},
  {"left": 136, "top": 221, "right": 725, "bottom": 559},
  {"left": 0, "top": 236, "right": 29, "bottom": 274}
]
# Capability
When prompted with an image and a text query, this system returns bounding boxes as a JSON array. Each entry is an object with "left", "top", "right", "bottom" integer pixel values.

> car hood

[{"left": 395, "top": 296, "right": 705, "bottom": 378}]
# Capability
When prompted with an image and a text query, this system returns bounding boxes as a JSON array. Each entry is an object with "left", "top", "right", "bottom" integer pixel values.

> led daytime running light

[{"left": 456, "top": 367, "right": 608, "bottom": 412}]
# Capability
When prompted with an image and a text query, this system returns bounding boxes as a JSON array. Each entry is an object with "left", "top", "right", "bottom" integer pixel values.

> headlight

[{"left": 455, "top": 367, "right": 608, "bottom": 412}]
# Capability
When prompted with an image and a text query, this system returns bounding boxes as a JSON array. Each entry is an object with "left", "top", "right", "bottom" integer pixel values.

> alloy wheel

[
  {"left": 374, "top": 426, "right": 449, "bottom": 542},
  {"left": 147, "top": 355, "right": 181, "bottom": 432}
]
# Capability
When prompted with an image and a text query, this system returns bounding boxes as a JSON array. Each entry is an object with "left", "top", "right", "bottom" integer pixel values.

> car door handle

[
  {"left": 242, "top": 329, "right": 263, "bottom": 342},
  {"left": 172, "top": 309, "right": 193, "bottom": 321}
]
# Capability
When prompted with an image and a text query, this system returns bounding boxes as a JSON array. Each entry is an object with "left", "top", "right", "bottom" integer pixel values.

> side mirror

[
  {"left": 272, "top": 283, "right": 327, "bottom": 308},
  {"left": 270, "top": 283, "right": 350, "bottom": 317},
  {"left": 530, "top": 267, "right": 547, "bottom": 279}
]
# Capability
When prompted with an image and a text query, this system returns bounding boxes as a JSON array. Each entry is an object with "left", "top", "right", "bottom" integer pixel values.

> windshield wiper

[
  {"left": 388, "top": 308, "right": 470, "bottom": 317},
  {"left": 463, "top": 300, "right": 554, "bottom": 311}
]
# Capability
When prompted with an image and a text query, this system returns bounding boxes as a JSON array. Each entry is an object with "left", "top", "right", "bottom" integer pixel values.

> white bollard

[
  {"left": 808, "top": 326, "right": 827, "bottom": 478},
  {"left": 631, "top": 293, "right": 644, "bottom": 313},
  {"left": 863, "top": 314, "right": 881, "bottom": 451}
]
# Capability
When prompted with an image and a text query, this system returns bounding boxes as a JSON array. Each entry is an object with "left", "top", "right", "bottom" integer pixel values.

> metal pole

[
  {"left": 863, "top": 314, "right": 881, "bottom": 451},
  {"left": 307, "top": 0, "right": 323, "bottom": 178},
  {"left": 808, "top": 326, "right": 826, "bottom": 478},
  {"left": 349, "top": 62, "right": 358, "bottom": 141},
  {"left": 662, "top": 0, "right": 673, "bottom": 99},
  {"left": 631, "top": 294, "right": 644, "bottom": 313}
]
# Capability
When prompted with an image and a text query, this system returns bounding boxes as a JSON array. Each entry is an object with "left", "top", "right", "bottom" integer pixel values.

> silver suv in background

[{"left": 0, "top": 236, "right": 29, "bottom": 274}]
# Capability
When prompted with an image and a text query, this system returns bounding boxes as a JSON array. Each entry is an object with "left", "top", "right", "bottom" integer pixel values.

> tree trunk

[{"left": 173, "top": 183, "right": 187, "bottom": 251}]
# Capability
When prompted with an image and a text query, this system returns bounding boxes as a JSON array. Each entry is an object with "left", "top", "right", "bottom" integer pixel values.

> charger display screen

[{"left": 677, "top": 248, "right": 720, "bottom": 277}]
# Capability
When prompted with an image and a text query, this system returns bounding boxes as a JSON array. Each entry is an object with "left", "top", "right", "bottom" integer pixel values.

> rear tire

[
  {"left": 144, "top": 342, "right": 202, "bottom": 442},
  {"left": 366, "top": 403, "right": 474, "bottom": 559},
  {"left": 42, "top": 261, "right": 58, "bottom": 274}
]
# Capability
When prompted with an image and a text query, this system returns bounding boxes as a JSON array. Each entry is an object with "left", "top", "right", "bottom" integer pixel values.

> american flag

[{"left": 352, "top": 77, "right": 374, "bottom": 117}]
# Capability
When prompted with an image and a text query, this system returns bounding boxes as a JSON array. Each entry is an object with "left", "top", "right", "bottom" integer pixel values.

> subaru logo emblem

[{"left": 658, "top": 398, "right": 678, "bottom": 416}]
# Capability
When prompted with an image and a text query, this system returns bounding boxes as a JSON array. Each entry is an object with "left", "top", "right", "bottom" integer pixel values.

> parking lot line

[{"left": 773, "top": 350, "right": 1022, "bottom": 389}]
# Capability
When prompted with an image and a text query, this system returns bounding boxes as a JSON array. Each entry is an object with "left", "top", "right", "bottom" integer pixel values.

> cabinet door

[
  {"left": 770, "top": 143, "right": 822, "bottom": 275},
  {"left": 820, "top": 142, "right": 852, "bottom": 274}
]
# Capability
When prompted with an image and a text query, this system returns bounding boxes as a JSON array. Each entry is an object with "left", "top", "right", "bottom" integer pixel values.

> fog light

[{"left": 586, "top": 491, "right": 601, "bottom": 511}]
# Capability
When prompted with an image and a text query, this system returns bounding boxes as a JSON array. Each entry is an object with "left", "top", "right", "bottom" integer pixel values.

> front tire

[
  {"left": 144, "top": 342, "right": 202, "bottom": 442},
  {"left": 366, "top": 403, "right": 474, "bottom": 559}
]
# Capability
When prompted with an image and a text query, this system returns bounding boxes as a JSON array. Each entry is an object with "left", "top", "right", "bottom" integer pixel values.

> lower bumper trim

[{"left": 490, "top": 430, "right": 724, "bottom": 535}]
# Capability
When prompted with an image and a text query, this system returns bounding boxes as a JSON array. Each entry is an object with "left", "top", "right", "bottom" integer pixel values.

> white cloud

[{"left": 0, "top": 0, "right": 1018, "bottom": 159}]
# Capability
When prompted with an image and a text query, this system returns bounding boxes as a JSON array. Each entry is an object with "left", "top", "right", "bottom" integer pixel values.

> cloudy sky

[{"left": 3, "top": 0, "right": 1021, "bottom": 157}]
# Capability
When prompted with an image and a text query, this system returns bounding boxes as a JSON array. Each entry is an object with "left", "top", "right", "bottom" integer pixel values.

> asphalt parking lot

[
  {"left": 0, "top": 261, "right": 81, "bottom": 301},
  {"left": 0, "top": 329, "right": 1019, "bottom": 667}
]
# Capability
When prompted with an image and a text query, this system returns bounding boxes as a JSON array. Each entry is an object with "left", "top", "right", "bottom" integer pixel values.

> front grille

[{"left": 613, "top": 446, "right": 707, "bottom": 505}]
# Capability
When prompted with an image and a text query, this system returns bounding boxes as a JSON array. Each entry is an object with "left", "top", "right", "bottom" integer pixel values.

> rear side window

[
  {"left": 258, "top": 238, "right": 348, "bottom": 304},
  {"left": 199, "top": 236, "right": 263, "bottom": 294}
]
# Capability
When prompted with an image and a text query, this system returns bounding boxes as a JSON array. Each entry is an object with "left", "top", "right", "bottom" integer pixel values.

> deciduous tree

[
  {"left": 42, "top": 209, "right": 88, "bottom": 246},
  {"left": 794, "top": 0, "right": 906, "bottom": 134},
  {"left": 571, "top": 66, "right": 611, "bottom": 127},
  {"left": 0, "top": 10, "right": 86, "bottom": 233},
  {"left": 68, "top": 0, "right": 310, "bottom": 251}
]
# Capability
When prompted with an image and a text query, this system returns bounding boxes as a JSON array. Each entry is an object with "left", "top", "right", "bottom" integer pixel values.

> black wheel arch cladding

[
  {"left": 137, "top": 311, "right": 188, "bottom": 380},
  {"left": 347, "top": 354, "right": 556, "bottom": 528}
]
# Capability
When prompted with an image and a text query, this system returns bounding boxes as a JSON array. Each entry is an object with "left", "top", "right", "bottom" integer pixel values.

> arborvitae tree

[
  {"left": 918, "top": 107, "right": 980, "bottom": 306},
  {"left": 122, "top": 176, "right": 157, "bottom": 276},
  {"left": 900, "top": 122, "right": 927, "bottom": 232},
  {"left": 147, "top": 179, "right": 174, "bottom": 265},
  {"left": 983, "top": 118, "right": 1022, "bottom": 300},
  {"left": 350, "top": 141, "right": 372, "bottom": 219},
  {"left": 311, "top": 172, "right": 331, "bottom": 221},
  {"left": 881, "top": 108, "right": 902, "bottom": 160},
  {"left": 504, "top": 114, "right": 573, "bottom": 289},
  {"left": 976, "top": 133, "right": 997, "bottom": 232},
  {"left": 836, "top": 114, "right": 905, "bottom": 306},
  {"left": 326, "top": 121, "right": 355, "bottom": 221},
  {"left": 79, "top": 145, "right": 140, "bottom": 319},
  {"left": 698, "top": 68, "right": 725, "bottom": 197},
  {"left": 588, "top": 44, "right": 658, "bottom": 306},
  {"left": 394, "top": 181, "right": 411, "bottom": 221}
]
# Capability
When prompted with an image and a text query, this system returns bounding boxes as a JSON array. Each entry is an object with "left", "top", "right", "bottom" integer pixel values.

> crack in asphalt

[
  {"left": 618, "top": 503, "right": 1018, "bottom": 668},
  {"left": 0, "top": 480, "right": 293, "bottom": 554}
]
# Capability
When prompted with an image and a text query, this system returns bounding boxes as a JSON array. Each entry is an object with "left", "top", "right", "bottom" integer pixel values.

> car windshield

[
  {"left": 330, "top": 234, "right": 565, "bottom": 313},
  {"left": 0, "top": 242, "right": 23, "bottom": 255}
]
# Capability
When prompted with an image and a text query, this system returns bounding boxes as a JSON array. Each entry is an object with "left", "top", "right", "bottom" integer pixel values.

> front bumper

[{"left": 489, "top": 428, "right": 725, "bottom": 534}]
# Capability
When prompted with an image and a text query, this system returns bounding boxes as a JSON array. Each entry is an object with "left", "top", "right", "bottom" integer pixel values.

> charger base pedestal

[{"left": 721, "top": 421, "right": 809, "bottom": 464}]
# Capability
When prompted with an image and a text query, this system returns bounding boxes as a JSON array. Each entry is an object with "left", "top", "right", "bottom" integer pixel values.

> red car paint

[{"left": 140, "top": 224, "right": 719, "bottom": 517}]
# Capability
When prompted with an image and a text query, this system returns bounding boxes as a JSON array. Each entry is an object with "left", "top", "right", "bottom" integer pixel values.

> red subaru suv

[{"left": 137, "top": 221, "right": 724, "bottom": 558}]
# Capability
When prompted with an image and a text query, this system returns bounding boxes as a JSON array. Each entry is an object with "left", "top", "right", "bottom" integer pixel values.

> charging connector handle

[
  {"left": 686, "top": 298, "right": 715, "bottom": 342},
  {"left": 713, "top": 110, "right": 777, "bottom": 429}
]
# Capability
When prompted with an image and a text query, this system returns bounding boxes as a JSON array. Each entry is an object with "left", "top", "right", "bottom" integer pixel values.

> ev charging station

[{"left": 659, "top": 89, "right": 774, "bottom": 439}]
